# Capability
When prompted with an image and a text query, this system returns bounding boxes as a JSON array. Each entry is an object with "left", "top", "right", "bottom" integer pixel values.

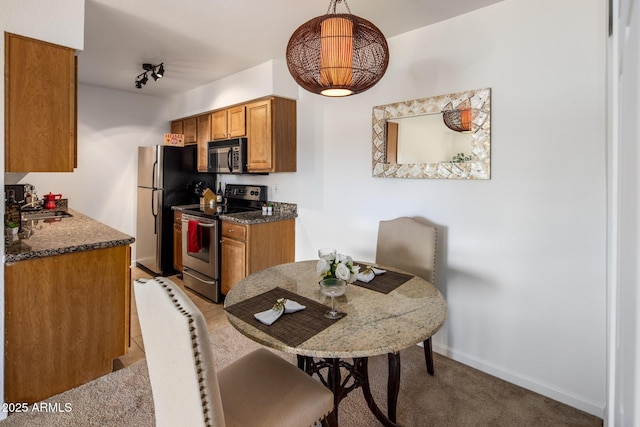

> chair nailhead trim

[{"left": 144, "top": 278, "right": 214, "bottom": 427}]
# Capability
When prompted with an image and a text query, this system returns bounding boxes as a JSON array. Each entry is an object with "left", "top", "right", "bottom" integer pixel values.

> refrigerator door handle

[
  {"left": 152, "top": 159, "right": 158, "bottom": 189},
  {"left": 151, "top": 189, "right": 158, "bottom": 235}
]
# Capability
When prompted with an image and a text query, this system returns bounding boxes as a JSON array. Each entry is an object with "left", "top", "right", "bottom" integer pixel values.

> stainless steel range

[{"left": 181, "top": 184, "right": 267, "bottom": 302}]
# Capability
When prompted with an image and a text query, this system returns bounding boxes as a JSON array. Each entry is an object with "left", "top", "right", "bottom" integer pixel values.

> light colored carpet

[{"left": 0, "top": 326, "right": 602, "bottom": 426}]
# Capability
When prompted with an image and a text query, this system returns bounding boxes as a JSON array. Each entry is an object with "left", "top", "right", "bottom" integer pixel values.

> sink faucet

[{"left": 20, "top": 200, "right": 42, "bottom": 211}]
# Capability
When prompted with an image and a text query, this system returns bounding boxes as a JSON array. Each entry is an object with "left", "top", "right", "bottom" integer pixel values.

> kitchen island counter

[
  {"left": 4, "top": 208, "right": 133, "bottom": 403},
  {"left": 5, "top": 209, "right": 134, "bottom": 263}
]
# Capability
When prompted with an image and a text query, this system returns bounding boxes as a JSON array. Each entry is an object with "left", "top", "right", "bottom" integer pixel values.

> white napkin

[
  {"left": 357, "top": 270, "right": 375, "bottom": 283},
  {"left": 254, "top": 299, "right": 306, "bottom": 325},
  {"left": 357, "top": 266, "right": 387, "bottom": 283}
]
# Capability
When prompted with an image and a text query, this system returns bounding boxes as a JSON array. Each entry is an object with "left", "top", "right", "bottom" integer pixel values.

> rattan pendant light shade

[
  {"left": 286, "top": 0, "right": 389, "bottom": 97},
  {"left": 442, "top": 100, "right": 474, "bottom": 133},
  {"left": 443, "top": 108, "right": 473, "bottom": 132}
]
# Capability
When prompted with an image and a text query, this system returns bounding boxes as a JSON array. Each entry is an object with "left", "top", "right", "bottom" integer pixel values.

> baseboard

[{"left": 429, "top": 343, "right": 605, "bottom": 418}]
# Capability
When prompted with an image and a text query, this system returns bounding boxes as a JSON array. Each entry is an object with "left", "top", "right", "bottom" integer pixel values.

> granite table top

[
  {"left": 224, "top": 260, "right": 447, "bottom": 359},
  {"left": 5, "top": 209, "right": 134, "bottom": 263}
]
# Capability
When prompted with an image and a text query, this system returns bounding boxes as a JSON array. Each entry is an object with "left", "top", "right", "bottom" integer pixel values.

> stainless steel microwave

[{"left": 207, "top": 138, "right": 247, "bottom": 174}]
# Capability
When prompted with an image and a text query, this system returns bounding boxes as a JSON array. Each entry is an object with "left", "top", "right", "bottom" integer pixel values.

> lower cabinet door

[
  {"left": 173, "top": 223, "right": 182, "bottom": 272},
  {"left": 221, "top": 237, "right": 246, "bottom": 295}
]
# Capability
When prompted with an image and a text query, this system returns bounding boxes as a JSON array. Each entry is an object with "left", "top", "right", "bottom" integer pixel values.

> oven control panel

[{"left": 224, "top": 184, "right": 268, "bottom": 202}]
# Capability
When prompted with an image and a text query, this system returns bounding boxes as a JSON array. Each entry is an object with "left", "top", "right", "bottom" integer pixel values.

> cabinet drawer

[{"left": 222, "top": 222, "right": 247, "bottom": 241}]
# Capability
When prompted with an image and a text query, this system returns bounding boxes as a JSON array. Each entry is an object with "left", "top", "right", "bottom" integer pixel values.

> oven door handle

[
  {"left": 183, "top": 269, "right": 217, "bottom": 285},
  {"left": 182, "top": 219, "right": 216, "bottom": 228}
]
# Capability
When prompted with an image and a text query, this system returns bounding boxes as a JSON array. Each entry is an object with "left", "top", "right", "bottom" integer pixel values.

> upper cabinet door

[
  {"left": 246, "top": 97, "right": 296, "bottom": 173},
  {"left": 182, "top": 117, "right": 197, "bottom": 144},
  {"left": 5, "top": 33, "right": 76, "bottom": 172},
  {"left": 196, "top": 113, "right": 212, "bottom": 172},
  {"left": 246, "top": 100, "right": 272, "bottom": 172},
  {"left": 212, "top": 106, "right": 246, "bottom": 140},
  {"left": 211, "top": 110, "right": 229, "bottom": 140},
  {"left": 170, "top": 120, "right": 183, "bottom": 135},
  {"left": 227, "top": 105, "right": 246, "bottom": 138}
]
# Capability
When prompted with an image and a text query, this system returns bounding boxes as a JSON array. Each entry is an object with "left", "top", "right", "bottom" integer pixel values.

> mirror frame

[{"left": 372, "top": 88, "right": 491, "bottom": 179}]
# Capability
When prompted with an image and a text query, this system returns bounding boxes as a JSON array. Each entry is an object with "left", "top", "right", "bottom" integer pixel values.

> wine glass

[
  {"left": 318, "top": 248, "right": 336, "bottom": 260},
  {"left": 319, "top": 278, "right": 346, "bottom": 319}
]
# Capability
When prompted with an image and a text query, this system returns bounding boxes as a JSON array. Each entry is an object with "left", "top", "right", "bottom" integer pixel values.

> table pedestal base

[{"left": 297, "top": 353, "right": 401, "bottom": 427}]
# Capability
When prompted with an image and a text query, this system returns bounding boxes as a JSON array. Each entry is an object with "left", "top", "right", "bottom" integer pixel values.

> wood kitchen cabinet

[
  {"left": 4, "top": 245, "right": 131, "bottom": 403},
  {"left": 221, "top": 219, "right": 295, "bottom": 294},
  {"left": 170, "top": 117, "right": 197, "bottom": 144},
  {"left": 5, "top": 33, "right": 77, "bottom": 172},
  {"left": 212, "top": 105, "right": 246, "bottom": 140},
  {"left": 170, "top": 120, "right": 183, "bottom": 134},
  {"left": 174, "top": 211, "right": 183, "bottom": 271},
  {"left": 196, "top": 113, "right": 212, "bottom": 172},
  {"left": 246, "top": 97, "right": 297, "bottom": 173}
]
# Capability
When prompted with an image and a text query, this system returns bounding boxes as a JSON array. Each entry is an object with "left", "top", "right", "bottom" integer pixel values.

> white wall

[
  {"left": 609, "top": 0, "right": 640, "bottom": 424},
  {"left": 166, "top": 60, "right": 298, "bottom": 119},
  {"left": 203, "top": 0, "right": 609, "bottom": 416}
]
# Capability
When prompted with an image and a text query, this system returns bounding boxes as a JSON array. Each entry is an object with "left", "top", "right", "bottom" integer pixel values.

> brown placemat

[
  {"left": 353, "top": 264, "right": 413, "bottom": 294},
  {"left": 225, "top": 287, "right": 344, "bottom": 347}
]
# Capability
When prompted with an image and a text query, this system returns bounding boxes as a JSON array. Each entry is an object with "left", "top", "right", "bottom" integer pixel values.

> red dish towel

[{"left": 187, "top": 220, "right": 201, "bottom": 253}]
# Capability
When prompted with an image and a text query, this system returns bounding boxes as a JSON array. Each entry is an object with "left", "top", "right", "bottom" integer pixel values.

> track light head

[{"left": 134, "top": 63, "right": 164, "bottom": 89}]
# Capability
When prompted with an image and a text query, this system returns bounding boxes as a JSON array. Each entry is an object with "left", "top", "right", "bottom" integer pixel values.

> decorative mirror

[{"left": 372, "top": 88, "right": 491, "bottom": 179}]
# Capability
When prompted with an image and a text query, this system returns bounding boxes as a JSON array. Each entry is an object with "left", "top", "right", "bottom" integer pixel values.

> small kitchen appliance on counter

[
  {"left": 5, "top": 184, "right": 35, "bottom": 205},
  {"left": 43, "top": 193, "right": 62, "bottom": 210},
  {"left": 180, "top": 184, "right": 267, "bottom": 303}
]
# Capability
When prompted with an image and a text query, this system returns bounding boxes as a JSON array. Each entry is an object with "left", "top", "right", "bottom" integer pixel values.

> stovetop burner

[
  {"left": 182, "top": 184, "right": 268, "bottom": 219},
  {"left": 182, "top": 204, "right": 254, "bottom": 219}
]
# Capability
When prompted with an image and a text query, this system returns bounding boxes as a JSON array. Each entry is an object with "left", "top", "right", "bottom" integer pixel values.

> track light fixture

[{"left": 134, "top": 63, "right": 164, "bottom": 89}]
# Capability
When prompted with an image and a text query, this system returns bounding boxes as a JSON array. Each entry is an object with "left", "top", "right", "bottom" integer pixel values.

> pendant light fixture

[
  {"left": 286, "top": 0, "right": 389, "bottom": 97},
  {"left": 442, "top": 100, "right": 474, "bottom": 133}
]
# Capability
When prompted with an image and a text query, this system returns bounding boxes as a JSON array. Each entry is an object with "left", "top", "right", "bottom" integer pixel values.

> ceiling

[{"left": 80, "top": 0, "right": 503, "bottom": 98}]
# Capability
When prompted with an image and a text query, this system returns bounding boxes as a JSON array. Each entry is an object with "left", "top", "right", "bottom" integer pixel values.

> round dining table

[{"left": 224, "top": 260, "right": 447, "bottom": 427}]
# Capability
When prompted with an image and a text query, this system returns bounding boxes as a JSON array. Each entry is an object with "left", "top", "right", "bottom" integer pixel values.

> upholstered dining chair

[
  {"left": 376, "top": 216, "right": 438, "bottom": 375},
  {"left": 134, "top": 277, "right": 334, "bottom": 427}
]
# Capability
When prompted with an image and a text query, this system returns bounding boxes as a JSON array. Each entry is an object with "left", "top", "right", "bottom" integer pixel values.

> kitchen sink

[{"left": 21, "top": 211, "right": 73, "bottom": 221}]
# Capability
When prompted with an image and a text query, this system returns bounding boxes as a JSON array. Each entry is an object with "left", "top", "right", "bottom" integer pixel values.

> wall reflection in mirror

[{"left": 372, "top": 88, "right": 491, "bottom": 179}]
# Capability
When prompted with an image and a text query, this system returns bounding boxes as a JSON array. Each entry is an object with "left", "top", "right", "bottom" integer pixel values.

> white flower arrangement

[{"left": 316, "top": 250, "right": 360, "bottom": 284}]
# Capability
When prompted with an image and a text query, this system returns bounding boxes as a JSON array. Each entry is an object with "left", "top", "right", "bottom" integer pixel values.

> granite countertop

[
  {"left": 5, "top": 209, "right": 134, "bottom": 263},
  {"left": 220, "top": 208, "right": 297, "bottom": 225},
  {"left": 173, "top": 202, "right": 297, "bottom": 225}
]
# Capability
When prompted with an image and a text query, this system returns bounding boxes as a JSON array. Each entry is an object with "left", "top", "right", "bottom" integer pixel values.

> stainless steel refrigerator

[{"left": 136, "top": 145, "right": 213, "bottom": 275}]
